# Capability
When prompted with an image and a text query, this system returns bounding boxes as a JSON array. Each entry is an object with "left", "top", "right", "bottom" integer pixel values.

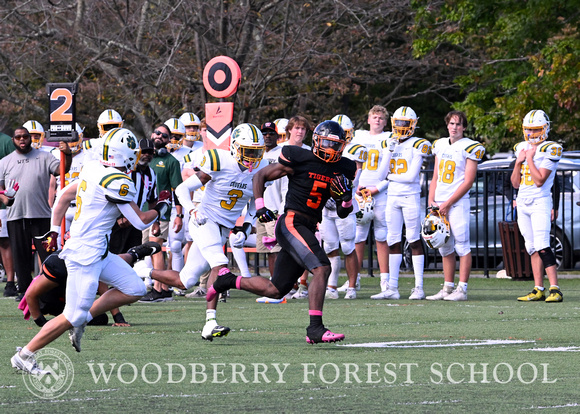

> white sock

[
  {"left": 388, "top": 254, "right": 402, "bottom": 290},
  {"left": 328, "top": 256, "right": 341, "bottom": 287},
  {"left": 20, "top": 347, "right": 35, "bottom": 360},
  {"left": 444, "top": 281, "right": 455, "bottom": 288},
  {"left": 458, "top": 281, "right": 468, "bottom": 292},
  {"left": 232, "top": 246, "right": 251, "bottom": 278},
  {"left": 206, "top": 309, "right": 216, "bottom": 322},
  {"left": 535, "top": 286, "right": 545, "bottom": 291},
  {"left": 380, "top": 272, "right": 389, "bottom": 292},
  {"left": 412, "top": 255, "right": 425, "bottom": 288}
]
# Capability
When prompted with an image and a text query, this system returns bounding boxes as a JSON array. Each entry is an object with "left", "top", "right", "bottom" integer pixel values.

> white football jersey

[
  {"left": 263, "top": 146, "right": 284, "bottom": 212},
  {"left": 183, "top": 146, "right": 207, "bottom": 203},
  {"left": 387, "top": 137, "right": 431, "bottom": 196},
  {"left": 51, "top": 148, "right": 86, "bottom": 187},
  {"left": 432, "top": 137, "right": 485, "bottom": 202},
  {"left": 61, "top": 160, "right": 137, "bottom": 264},
  {"left": 198, "top": 149, "right": 266, "bottom": 229},
  {"left": 171, "top": 146, "right": 194, "bottom": 170},
  {"left": 514, "top": 140, "right": 561, "bottom": 200},
  {"left": 351, "top": 130, "right": 391, "bottom": 196}
]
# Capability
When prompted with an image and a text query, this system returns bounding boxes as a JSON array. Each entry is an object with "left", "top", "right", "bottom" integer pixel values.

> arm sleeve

[
  {"left": 118, "top": 202, "right": 154, "bottom": 230},
  {"left": 175, "top": 174, "right": 204, "bottom": 213}
]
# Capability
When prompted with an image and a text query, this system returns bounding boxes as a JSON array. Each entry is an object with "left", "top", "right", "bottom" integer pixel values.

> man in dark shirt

[{"left": 207, "top": 120, "right": 356, "bottom": 344}]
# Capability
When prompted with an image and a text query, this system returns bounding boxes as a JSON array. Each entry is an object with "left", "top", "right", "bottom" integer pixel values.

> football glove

[
  {"left": 153, "top": 190, "right": 172, "bottom": 219},
  {"left": 257, "top": 207, "right": 277, "bottom": 223},
  {"left": 229, "top": 232, "right": 246, "bottom": 248},
  {"left": 330, "top": 175, "right": 353, "bottom": 202},
  {"left": 2, "top": 179, "right": 19, "bottom": 200},
  {"left": 190, "top": 209, "right": 208, "bottom": 227},
  {"left": 36, "top": 231, "right": 60, "bottom": 253}
]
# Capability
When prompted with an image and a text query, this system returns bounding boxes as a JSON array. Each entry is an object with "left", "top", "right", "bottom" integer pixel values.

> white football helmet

[
  {"left": 522, "top": 109, "right": 550, "bottom": 144},
  {"left": 164, "top": 118, "right": 186, "bottom": 150},
  {"left": 391, "top": 106, "right": 418, "bottom": 140},
  {"left": 69, "top": 123, "right": 85, "bottom": 154},
  {"left": 274, "top": 118, "right": 289, "bottom": 143},
  {"left": 331, "top": 114, "right": 354, "bottom": 143},
  {"left": 97, "top": 109, "right": 124, "bottom": 137},
  {"left": 421, "top": 209, "right": 450, "bottom": 249},
  {"left": 230, "top": 123, "right": 265, "bottom": 171},
  {"left": 23, "top": 120, "right": 45, "bottom": 149},
  {"left": 101, "top": 128, "right": 141, "bottom": 171},
  {"left": 179, "top": 112, "right": 201, "bottom": 142},
  {"left": 355, "top": 189, "right": 374, "bottom": 225}
]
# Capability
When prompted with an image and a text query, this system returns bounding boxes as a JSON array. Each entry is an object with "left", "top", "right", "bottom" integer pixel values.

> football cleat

[
  {"left": 517, "top": 288, "right": 546, "bottom": 302},
  {"left": 291, "top": 285, "right": 309, "bottom": 299},
  {"left": 185, "top": 287, "right": 207, "bottom": 298},
  {"left": 69, "top": 323, "right": 87, "bottom": 352},
  {"left": 409, "top": 287, "right": 426, "bottom": 300},
  {"left": 443, "top": 286, "right": 468, "bottom": 301},
  {"left": 344, "top": 288, "right": 357, "bottom": 299},
  {"left": 370, "top": 288, "right": 400, "bottom": 300},
  {"left": 545, "top": 287, "right": 563, "bottom": 303},
  {"left": 127, "top": 241, "right": 162, "bottom": 263},
  {"left": 306, "top": 328, "right": 345, "bottom": 344},
  {"left": 256, "top": 297, "right": 287, "bottom": 304},
  {"left": 338, "top": 277, "right": 360, "bottom": 292},
  {"left": 11, "top": 347, "right": 51, "bottom": 376},
  {"left": 201, "top": 321, "right": 231, "bottom": 341},
  {"left": 426, "top": 285, "right": 454, "bottom": 301}
]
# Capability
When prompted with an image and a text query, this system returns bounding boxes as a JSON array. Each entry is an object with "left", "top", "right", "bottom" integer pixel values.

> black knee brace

[{"left": 538, "top": 248, "right": 557, "bottom": 268}]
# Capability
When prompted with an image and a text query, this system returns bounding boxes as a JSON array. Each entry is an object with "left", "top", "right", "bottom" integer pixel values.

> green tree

[{"left": 412, "top": 0, "right": 580, "bottom": 153}]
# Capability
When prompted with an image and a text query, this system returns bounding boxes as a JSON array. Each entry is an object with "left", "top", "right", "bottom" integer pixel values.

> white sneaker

[
  {"left": 370, "top": 288, "right": 400, "bottom": 300},
  {"left": 201, "top": 320, "right": 230, "bottom": 341},
  {"left": 11, "top": 347, "right": 51, "bottom": 376},
  {"left": 444, "top": 286, "right": 468, "bottom": 301},
  {"left": 337, "top": 277, "right": 360, "bottom": 292},
  {"left": 291, "top": 286, "right": 308, "bottom": 299},
  {"left": 285, "top": 288, "right": 297, "bottom": 300},
  {"left": 426, "top": 286, "right": 454, "bottom": 301},
  {"left": 185, "top": 287, "right": 207, "bottom": 298},
  {"left": 344, "top": 288, "right": 357, "bottom": 299},
  {"left": 409, "top": 287, "right": 426, "bottom": 300},
  {"left": 69, "top": 323, "right": 87, "bottom": 352},
  {"left": 325, "top": 288, "right": 339, "bottom": 299}
]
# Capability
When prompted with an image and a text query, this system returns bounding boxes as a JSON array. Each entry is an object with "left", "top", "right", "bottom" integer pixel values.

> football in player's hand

[{"left": 329, "top": 174, "right": 352, "bottom": 201}]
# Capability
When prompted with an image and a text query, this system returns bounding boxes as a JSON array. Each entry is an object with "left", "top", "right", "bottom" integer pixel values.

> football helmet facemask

[
  {"left": 23, "top": 120, "right": 45, "bottom": 149},
  {"left": 97, "top": 109, "right": 124, "bottom": 137},
  {"left": 230, "top": 123, "right": 265, "bottom": 171},
  {"left": 164, "top": 118, "right": 186, "bottom": 150},
  {"left": 355, "top": 189, "right": 374, "bottom": 225},
  {"left": 421, "top": 208, "right": 450, "bottom": 249},
  {"left": 522, "top": 109, "right": 550, "bottom": 144},
  {"left": 101, "top": 128, "right": 141, "bottom": 171},
  {"left": 68, "top": 123, "right": 85, "bottom": 154},
  {"left": 391, "top": 106, "right": 418, "bottom": 140},
  {"left": 312, "top": 120, "right": 346, "bottom": 163},
  {"left": 179, "top": 112, "right": 201, "bottom": 142},
  {"left": 274, "top": 118, "right": 289, "bottom": 144},
  {"left": 331, "top": 114, "right": 354, "bottom": 143}
]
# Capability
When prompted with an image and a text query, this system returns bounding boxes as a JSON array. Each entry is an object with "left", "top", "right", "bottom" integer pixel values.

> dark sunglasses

[
  {"left": 154, "top": 130, "right": 169, "bottom": 139},
  {"left": 141, "top": 149, "right": 154, "bottom": 155},
  {"left": 262, "top": 131, "right": 277, "bottom": 136},
  {"left": 14, "top": 134, "right": 31, "bottom": 139}
]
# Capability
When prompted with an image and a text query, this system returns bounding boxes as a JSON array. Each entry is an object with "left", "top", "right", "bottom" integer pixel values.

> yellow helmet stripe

[{"left": 102, "top": 128, "right": 120, "bottom": 161}]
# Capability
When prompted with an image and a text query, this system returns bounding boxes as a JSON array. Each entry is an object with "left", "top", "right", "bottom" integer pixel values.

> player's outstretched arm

[
  {"left": 118, "top": 201, "right": 160, "bottom": 230},
  {"left": 253, "top": 162, "right": 292, "bottom": 199}
]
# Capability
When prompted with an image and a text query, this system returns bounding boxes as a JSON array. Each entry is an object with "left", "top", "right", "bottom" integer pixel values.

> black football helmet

[{"left": 312, "top": 120, "right": 346, "bottom": 163}]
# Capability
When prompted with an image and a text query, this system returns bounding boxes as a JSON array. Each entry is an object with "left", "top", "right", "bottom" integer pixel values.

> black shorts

[{"left": 270, "top": 211, "right": 330, "bottom": 294}]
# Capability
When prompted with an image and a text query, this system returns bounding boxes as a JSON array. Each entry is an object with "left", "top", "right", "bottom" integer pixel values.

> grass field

[{"left": 2, "top": 275, "right": 580, "bottom": 413}]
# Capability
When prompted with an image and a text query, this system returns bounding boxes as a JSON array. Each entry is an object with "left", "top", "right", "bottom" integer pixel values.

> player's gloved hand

[
  {"left": 35, "top": 231, "right": 60, "bottom": 253},
  {"left": 153, "top": 190, "right": 172, "bottom": 219},
  {"left": 190, "top": 209, "right": 208, "bottom": 227},
  {"left": 387, "top": 137, "right": 398, "bottom": 152},
  {"left": 229, "top": 231, "right": 246, "bottom": 249},
  {"left": 257, "top": 207, "right": 277, "bottom": 223},
  {"left": 262, "top": 236, "right": 278, "bottom": 251},
  {"left": 330, "top": 175, "right": 353, "bottom": 202},
  {"left": 2, "top": 179, "right": 19, "bottom": 200}
]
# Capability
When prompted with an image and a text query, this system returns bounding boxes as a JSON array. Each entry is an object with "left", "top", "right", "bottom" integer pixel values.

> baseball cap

[
  {"left": 139, "top": 138, "right": 155, "bottom": 152},
  {"left": 261, "top": 122, "right": 277, "bottom": 133}
]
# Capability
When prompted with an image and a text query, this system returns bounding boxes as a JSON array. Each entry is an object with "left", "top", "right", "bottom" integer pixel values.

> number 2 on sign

[{"left": 50, "top": 88, "right": 73, "bottom": 122}]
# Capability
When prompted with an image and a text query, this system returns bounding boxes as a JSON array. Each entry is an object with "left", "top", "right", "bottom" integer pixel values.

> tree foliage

[{"left": 412, "top": 0, "right": 580, "bottom": 152}]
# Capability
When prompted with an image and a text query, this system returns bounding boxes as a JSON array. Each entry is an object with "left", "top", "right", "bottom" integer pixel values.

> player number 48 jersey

[{"left": 432, "top": 137, "right": 485, "bottom": 202}]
